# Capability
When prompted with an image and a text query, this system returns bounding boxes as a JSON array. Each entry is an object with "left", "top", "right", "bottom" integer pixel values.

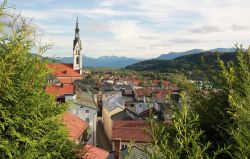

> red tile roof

[
  {"left": 132, "top": 80, "right": 140, "bottom": 85},
  {"left": 47, "top": 63, "right": 82, "bottom": 77},
  {"left": 82, "top": 144, "right": 109, "bottom": 159},
  {"left": 112, "top": 120, "right": 151, "bottom": 143},
  {"left": 45, "top": 84, "right": 75, "bottom": 97},
  {"left": 63, "top": 112, "right": 88, "bottom": 141},
  {"left": 135, "top": 89, "right": 153, "bottom": 97},
  {"left": 154, "top": 90, "right": 170, "bottom": 101}
]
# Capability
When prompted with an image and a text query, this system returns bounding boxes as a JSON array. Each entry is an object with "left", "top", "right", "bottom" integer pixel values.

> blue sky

[{"left": 6, "top": 0, "right": 250, "bottom": 58}]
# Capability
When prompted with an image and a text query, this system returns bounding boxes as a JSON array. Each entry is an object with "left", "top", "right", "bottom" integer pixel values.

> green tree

[
  {"left": 146, "top": 93, "right": 212, "bottom": 159},
  {"left": 0, "top": 2, "right": 79, "bottom": 158},
  {"left": 219, "top": 46, "right": 250, "bottom": 158}
]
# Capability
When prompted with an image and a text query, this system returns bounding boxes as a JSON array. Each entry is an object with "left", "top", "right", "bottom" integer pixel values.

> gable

[{"left": 47, "top": 63, "right": 82, "bottom": 77}]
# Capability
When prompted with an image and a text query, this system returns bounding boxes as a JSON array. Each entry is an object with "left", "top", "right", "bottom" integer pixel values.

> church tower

[{"left": 73, "top": 17, "right": 82, "bottom": 74}]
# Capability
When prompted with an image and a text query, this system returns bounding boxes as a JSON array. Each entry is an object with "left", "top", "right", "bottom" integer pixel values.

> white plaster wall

[{"left": 68, "top": 103, "right": 98, "bottom": 145}]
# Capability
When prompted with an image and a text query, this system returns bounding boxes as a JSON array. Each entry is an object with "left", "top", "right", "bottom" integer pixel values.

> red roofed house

[
  {"left": 82, "top": 144, "right": 109, "bottom": 159},
  {"left": 111, "top": 120, "right": 151, "bottom": 151},
  {"left": 46, "top": 18, "right": 83, "bottom": 102},
  {"left": 63, "top": 112, "right": 89, "bottom": 144}
]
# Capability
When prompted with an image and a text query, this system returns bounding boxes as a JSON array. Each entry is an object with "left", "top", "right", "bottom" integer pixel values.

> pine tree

[
  {"left": 146, "top": 93, "right": 211, "bottom": 159},
  {"left": 0, "top": 2, "right": 79, "bottom": 158},
  {"left": 219, "top": 46, "right": 250, "bottom": 158}
]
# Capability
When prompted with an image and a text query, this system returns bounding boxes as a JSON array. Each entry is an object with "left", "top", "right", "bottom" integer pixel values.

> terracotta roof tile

[
  {"left": 63, "top": 112, "right": 88, "bottom": 141},
  {"left": 45, "top": 84, "right": 75, "bottom": 97},
  {"left": 112, "top": 120, "right": 151, "bottom": 142},
  {"left": 135, "top": 89, "right": 153, "bottom": 97},
  {"left": 47, "top": 63, "right": 82, "bottom": 77},
  {"left": 132, "top": 80, "right": 140, "bottom": 85},
  {"left": 83, "top": 144, "right": 109, "bottom": 159}
]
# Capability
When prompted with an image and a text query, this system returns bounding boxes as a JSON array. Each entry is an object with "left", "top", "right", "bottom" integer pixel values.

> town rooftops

[
  {"left": 135, "top": 89, "right": 153, "bottom": 97},
  {"left": 63, "top": 112, "right": 88, "bottom": 141},
  {"left": 112, "top": 120, "right": 151, "bottom": 143},
  {"left": 111, "top": 108, "right": 140, "bottom": 121},
  {"left": 45, "top": 84, "right": 75, "bottom": 97},
  {"left": 83, "top": 144, "right": 109, "bottom": 159},
  {"left": 103, "top": 92, "right": 125, "bottom": 112},
  {"left": 47, "top": 63, "right": 82, "bottom": 77},
  {"left": 75, "top": 91, "right": 98, "bottom": 110}
]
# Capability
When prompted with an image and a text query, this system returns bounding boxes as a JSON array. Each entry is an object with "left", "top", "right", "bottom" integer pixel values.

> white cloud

[{"left": 7, "top": 0, "right": 250, "bottom": 58}]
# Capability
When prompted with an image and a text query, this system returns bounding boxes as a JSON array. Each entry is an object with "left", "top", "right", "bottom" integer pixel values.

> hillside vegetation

[{"left": 125, "top": 52, "right": 237, "bottom": 73}]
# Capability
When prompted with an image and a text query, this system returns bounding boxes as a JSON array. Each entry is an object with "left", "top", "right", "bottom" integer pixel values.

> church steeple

[
  {"left": 73, "top": 16, "right": 82, "bottom": 74},
  {"left": 75, "top": 16, "right": 80, "bottom": 39}
]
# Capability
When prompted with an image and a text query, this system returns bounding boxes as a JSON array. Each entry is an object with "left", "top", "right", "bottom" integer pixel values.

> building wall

[
  {"left": 135, "top": 102, "right": 153, "bottom": 114},
  {"left": 102, "top": 107, "right": 124, "bottom": 140},
  {"left": 68, "top": 103, "right": 98, "bottom": 145},
  {"left": 65, "top": 94, "right": 76, "bottom": 101}
]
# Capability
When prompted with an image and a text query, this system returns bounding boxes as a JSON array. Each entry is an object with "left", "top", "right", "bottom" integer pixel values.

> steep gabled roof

[
  {"left": 63, "top": 112, "right": 88, "bottom": 141},
  {"left": 112, "top": 120, "right": 151, "bottom": 143},
  {"left": 75, "top": 91, "right": 98, "bottom": 110},
  {"left": 47, "top": 63, "right": 82, "bottom": 77},
  {"left": 111, "top": 108, "right": 140, "bottom": 120},
  {"left": 45, "top": 84, "right": 75, "bottom": 97},
  {"left": 83, "top": 144, "right": 109, "bottom": 159}
]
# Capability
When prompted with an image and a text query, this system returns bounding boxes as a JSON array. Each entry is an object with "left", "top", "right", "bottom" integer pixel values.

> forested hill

[{"left": 125, "top": 52, "right": 237, "bottom": 73}]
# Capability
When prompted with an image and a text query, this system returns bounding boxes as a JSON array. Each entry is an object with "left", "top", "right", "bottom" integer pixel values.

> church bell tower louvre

[{"left": 73, "top": 16, "right": 83, "bottom": 74}]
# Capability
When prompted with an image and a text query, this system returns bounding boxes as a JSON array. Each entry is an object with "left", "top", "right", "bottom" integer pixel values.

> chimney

[{"left": 114, "top": 138, "right": 121, "bottom": 159}]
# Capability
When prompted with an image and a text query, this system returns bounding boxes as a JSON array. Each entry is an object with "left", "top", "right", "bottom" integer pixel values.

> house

[
  {"left": 111, "top": 120, "right": 151, "bottom": 151},
  {"left": 83, "top": 144, "right": 109, "bottom": 159},
  {"left": 102, "top": 92, "right": 125, "bottom": 140},
  {"left": 121, "top": 85, "right": 134, "bottom": 95},
  {"left": 108, "top": 143, "right": 149, "bottom": 159},
  {"left": 132, "top": 79, "right": 140, "bottom": 86},
  {"left": 46, "top": 84, "right": 75, "bottom": 102},
  {"left": 62, "top": 112, "right": 88, "bottom": 144},
  {"left": 110, "top": 108, "right": 141, "bottom": 121},
  {"left": 68, "top": 91, "right": 98, "bottom": 145}
]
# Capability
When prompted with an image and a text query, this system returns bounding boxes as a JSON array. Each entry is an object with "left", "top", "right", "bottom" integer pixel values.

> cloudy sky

[{"left": 6, "top": 0, "right": 250, "bottom": 58}]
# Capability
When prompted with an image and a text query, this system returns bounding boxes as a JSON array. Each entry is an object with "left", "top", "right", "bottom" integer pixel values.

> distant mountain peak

[
  {"left": 157, "top": 48, "right": 239, "bottom": 60},
  {"left": 158, "top": 49, "right": 204, "bottom": 60},
  {"left": 59, "top": 55, "right": 142, "bottom": 68}
]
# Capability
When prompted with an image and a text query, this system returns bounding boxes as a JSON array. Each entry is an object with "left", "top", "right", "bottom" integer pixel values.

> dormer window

[{"left": 62, "top": 70, "right": 67, "bottom": 74}]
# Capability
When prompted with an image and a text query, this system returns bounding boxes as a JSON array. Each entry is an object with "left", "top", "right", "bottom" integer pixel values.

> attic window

[{"left": 62, "top": 70, "right": 67, "bottom": 74}]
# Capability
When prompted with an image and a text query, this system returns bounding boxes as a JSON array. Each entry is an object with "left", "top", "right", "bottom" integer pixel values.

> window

[
  {"left": 86, "top": 118, "right": 90, "bottom": 122},
  {"left": 86, "top": 109, "right": 89, "bottom": 113},
  {"left": 121, "top": 144, "right": 127, "bottom": 149},
  {"left": 76, "top": 56, "right": 79, "bottom": 64}
]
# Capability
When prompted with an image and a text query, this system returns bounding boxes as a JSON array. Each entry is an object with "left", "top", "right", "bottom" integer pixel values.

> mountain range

[
  {"left": 125, "top": 51, "right": 237, "bottom": 73},
  {"left": 157, "top": 48, "right": 236, "bottom": 60},
  {"left": 57, "top": 55, "right": 142, "bottom": 68},
  {"left": 54, "top": 48, "right": 238, "bottom": 68}
]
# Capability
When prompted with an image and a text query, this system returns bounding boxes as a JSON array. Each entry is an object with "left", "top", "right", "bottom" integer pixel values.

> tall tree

[
  {"left": 219, "top": 46, "right": 250, "bottom": 158},
  {"left": 146, "top": 93, "right": 211, "bottom": 159},
  {"left": 0, "top": 2, "right": 79, "bottom": 158}
]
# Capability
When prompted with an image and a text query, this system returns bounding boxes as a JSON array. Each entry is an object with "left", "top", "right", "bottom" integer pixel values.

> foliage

[
  {"left": 219, "top": 46, "right": 250, "bottom": 158},
  {"left": 187, "top": 46, "right": 250, "bottom": 158},
  {"left": 168, "top": 74, "right": 195, "bottom": 91},
  {"left": 0, "top": 2, "right": 79, "bottom": 158},
  {"left": 125, "top": 51, "right": 237, "bottom": 79},
  {"left": 146, "top": 93, "right": 211, "bottom": 159}
]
